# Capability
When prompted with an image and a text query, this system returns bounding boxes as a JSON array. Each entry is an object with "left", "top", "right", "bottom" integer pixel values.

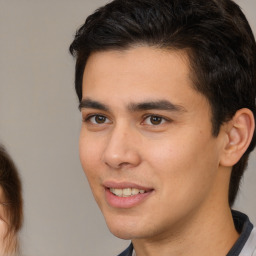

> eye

[
  {"left": 86, "top": 114, "right": 111, "bottom": 124},
  {"left": 143, "top": 115, "right": 167, "bottom": 125}
]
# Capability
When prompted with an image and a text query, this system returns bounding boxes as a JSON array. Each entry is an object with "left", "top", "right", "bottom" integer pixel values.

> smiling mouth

[{"left": 109, "top": 188, "right": 147, "bottom": 197}]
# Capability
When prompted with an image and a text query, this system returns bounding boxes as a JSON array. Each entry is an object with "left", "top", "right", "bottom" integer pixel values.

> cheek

[
  {"left": 146, "top": 136, "right": 188, "bottom": 172},
  {"left": 79, "top": 132, "right": 102, "bottom": 180},
  {"left": 79, "top": 133, "right": 105, "bottom": 207},
  {"left": 147, "top": 132, "right": 219, "bottom": 193},
  {"left": 0, "top": 219, "right": 7, "bottom": 236},
  {"left": 0, "top": 216, "right": 7, "bottom": 250}
]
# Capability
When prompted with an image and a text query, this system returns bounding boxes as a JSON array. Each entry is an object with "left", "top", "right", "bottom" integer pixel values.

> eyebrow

[
  {"left": 79, "top": 98, "right": 109, "bottom": 111},
  {"left": 79, "top": 98, "right": 186, "bottom": 113},
  {"left": 128, "top": 100, "right": 187, "bottom": 113}
]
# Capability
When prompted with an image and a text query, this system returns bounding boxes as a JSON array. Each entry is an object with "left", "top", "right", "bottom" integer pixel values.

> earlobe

[{"left": 220, "top": 108, "right": 255, "bottom": 167}]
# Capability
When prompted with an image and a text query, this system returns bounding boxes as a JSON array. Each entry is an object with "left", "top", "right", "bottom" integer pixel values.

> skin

[
  {"left": 79, "top": 46, "right": 242, "bottom": 256},
  {"left": 0, "top": 187, "right": 8, "bottom": 255}
]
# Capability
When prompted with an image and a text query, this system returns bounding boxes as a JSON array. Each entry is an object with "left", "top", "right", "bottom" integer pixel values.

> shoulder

[
  {"left": 239, "top": 226, "right": 256, "bottom": 256},
  {"left": 117, "top": 243, "right": 133, "bottom": 256},
  {"left": 231, "top": 211, "right": 256, "bottom": 256}
]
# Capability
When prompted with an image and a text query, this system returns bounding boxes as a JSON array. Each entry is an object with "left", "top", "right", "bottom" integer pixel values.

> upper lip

[{"left": 103, "top": 181, "right": 153, "bottom": 191}]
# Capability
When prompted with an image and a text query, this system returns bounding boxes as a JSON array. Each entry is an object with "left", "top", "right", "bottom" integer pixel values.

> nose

[{"left": 102, "top": 124, "right": 141, "bottom": 169}]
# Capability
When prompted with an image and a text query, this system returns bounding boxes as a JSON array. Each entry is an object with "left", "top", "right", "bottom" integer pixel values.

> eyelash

[
  {"left": 83, "top": 113, "right": 171, "bottom": 126},
  {"left": 84, "top": 114, "right": 111, "bottom": 124},
  {"left": 142, "top": 114, "right": 170, "bottom": 126}
]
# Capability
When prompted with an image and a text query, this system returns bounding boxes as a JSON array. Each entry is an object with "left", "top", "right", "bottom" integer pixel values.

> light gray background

[{"left": 0, "top": 1, "right": 255, "bottom": 256}]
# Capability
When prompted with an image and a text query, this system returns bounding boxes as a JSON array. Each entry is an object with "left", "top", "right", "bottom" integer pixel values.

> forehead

[
  {"left": 82, "top": 46, "right": 207, "bottom": 110},
  {"left": 83, "top": 47, "right": 190, "bottom": 81}
]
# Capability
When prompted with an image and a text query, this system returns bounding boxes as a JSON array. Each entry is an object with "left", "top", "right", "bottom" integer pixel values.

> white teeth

[
  {"left": 123, "top": 188, "right": 131, "bottom": 197},
  {"left": 131, "top": 188, "right": 140, "bottom": 195},
  {"left": 110, "top": 188, "right": 146, "bottom": 197},
  {"left": 110, "top": 188, "right": 122, "bottom": 196}
]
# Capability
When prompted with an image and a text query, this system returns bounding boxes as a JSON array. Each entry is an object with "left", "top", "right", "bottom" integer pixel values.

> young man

[{"left": 70, "top": 0, "right": 256, "bottom": 255}]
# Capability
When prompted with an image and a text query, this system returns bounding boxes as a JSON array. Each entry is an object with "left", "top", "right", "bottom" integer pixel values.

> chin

[
  {"left": 105, "top": 216, "right": 141, "bottom": 240},
  {"left": 110, "top": 229, "right": 134, "bottom": 240}
]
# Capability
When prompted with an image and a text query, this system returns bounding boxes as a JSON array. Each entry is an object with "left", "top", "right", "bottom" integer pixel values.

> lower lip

[{"left": 105, "top": 188, "right": 153, "bottom": 209}]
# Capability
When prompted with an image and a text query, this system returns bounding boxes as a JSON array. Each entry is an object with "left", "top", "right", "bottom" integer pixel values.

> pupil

[
  {"left": 96, "top": 116, "right": 105, "bottom": 123},
  {"left": 151, "top": 116, "right": 161, "bottom": 125}
]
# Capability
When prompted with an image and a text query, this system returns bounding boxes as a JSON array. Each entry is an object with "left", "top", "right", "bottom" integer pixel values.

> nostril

[{"left": 104, "top": 160, "right": 130, "bottom": 170}]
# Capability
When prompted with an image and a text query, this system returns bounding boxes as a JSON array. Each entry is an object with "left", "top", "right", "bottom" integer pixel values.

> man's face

[{"left": 79, "top": 47, "right": 226, "bottom": 241}]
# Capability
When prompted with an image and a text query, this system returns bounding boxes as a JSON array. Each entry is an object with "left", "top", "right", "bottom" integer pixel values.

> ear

[{"left": 220, "top": 108, "right": 255, "bottom": 167}]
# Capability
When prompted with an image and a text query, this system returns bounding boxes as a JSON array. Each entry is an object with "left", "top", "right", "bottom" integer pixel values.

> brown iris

[
  {"left": 95, "top": 115, "right": 106, "bottom": 124},
  {"left": 150, "top": 116, "right": 162, "bottom": 125}
]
